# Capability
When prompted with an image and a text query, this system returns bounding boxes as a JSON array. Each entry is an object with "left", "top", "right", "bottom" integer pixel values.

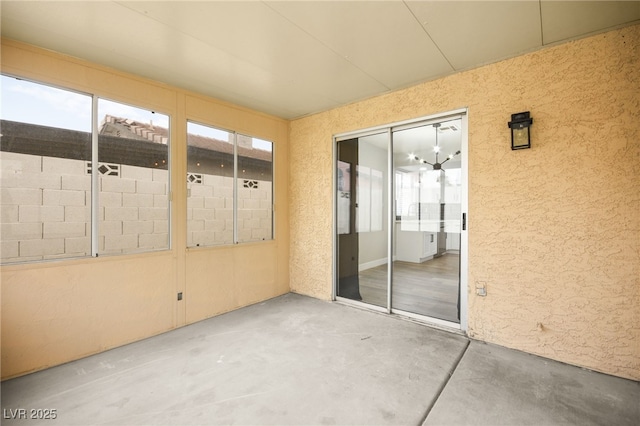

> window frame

[
  {"left": 95, "top": 96, "right": 172, "bottom": 256},
  {"left": 186, "top": 119, "right": 274, "bottom": 248},
  {"left": 0, "top": 73, "right": 173, "bottom": 264}
]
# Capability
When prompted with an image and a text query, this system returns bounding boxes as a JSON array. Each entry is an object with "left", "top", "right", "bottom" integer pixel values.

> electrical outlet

[
  {"left": 475, "top": 281, "right": 487, "bottom": 297},
  {"left": 177, "top": 292, "right": 183, "bottom": 301}
]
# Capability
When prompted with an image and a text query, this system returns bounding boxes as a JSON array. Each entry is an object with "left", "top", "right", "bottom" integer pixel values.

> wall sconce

[{"left": 508, "top": 111, "right": 533, "bottom": 150}]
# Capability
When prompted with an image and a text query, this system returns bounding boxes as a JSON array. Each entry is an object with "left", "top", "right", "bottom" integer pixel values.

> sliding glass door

[
  {"left": 336, "top": 132, "right": 389, "bottom": 309},
  {"left": 335, "top": 112, "right": 466, "bottom": 327},
  {"left": 392, "top": 118, "right": 462, "bottom": 322}
]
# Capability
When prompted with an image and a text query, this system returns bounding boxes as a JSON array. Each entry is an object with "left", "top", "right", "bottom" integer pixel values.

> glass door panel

[
  {"left": 336, "top": 133, "right": 389, "bottom": 308},
  {"left": 392, "top": 119, "right": 462, "bottom": 322}
]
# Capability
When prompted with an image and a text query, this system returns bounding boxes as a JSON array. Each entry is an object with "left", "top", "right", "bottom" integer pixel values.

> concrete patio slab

[
  {"left": 1, "top": 293, "right": 468, "bottom": 425},
  {"left": 3, "top": 294, "right": 638, "bottom": 425},
  {"left": 424, "top": 340, "right": 640, "bottom": 426}
]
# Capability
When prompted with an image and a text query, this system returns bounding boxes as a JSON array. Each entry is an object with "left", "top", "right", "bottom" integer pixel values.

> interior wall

[
  {"left": 289, "top": 25, "right": 639, "bottom": 380},
  {"left": 357, "top": 139, "right": 388, "bottom": 269},
  {"left": 0, "top": 39, "right": 290, "bottom": 380}
]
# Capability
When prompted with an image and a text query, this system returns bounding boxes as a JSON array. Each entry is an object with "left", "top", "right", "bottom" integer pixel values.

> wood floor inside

[{"left": 357, "top": 252, "right": 460, "bottom": 323}]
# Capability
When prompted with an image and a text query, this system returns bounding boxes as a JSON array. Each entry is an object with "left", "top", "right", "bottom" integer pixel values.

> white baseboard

[{"left": 359, "top": 257, "right": 395, "bottom": 272}]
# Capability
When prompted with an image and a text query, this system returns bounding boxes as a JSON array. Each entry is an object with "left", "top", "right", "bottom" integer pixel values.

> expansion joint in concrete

[{"left": 420, "top": 338, "right": 471, "bottom": 425}]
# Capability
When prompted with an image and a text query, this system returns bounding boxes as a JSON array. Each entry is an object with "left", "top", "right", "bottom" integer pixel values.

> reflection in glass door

[
  {"left": 334, "top": 112, "right": 466, "bottom": 327},
  {"left": 392, "top": 119, "right": 462, "bottom": 323},
  {"left": 336, "top": 133, "right": 389, "bottom": 309}
]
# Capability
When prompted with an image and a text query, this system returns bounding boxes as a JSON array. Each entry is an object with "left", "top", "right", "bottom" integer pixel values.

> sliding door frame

[{"left": 332, "top": 108, "right": 468, "bottom": 332}]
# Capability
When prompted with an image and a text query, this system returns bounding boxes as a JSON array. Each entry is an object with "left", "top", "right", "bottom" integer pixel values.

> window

[
  {"left": 186, "top": 122, "right": 234, "bottom": 247},
  {"left": 337, "top": 161, "right": 351, "bottom": 235},
  {"left": 97, "top": 99, "right": 170, "bottom": 255},
  {"left": 0, "top": 75, "right": 171, "bottom": 263},
  {"left": 187, "top": 122, "right": 273, "bottom": 247},
  {"left": 236, "top": 134, "right": 273, "bottom": 243},
  {"left": 356, "top": 165, "right": 383, "bottom": 233},
  {"left": 1, "top": 75, "right": 92, "bottom": 263}
]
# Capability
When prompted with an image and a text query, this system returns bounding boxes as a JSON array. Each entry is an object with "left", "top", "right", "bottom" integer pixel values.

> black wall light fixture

[{"left": 508, "top": 111, "right": 533, "bottom": 150}]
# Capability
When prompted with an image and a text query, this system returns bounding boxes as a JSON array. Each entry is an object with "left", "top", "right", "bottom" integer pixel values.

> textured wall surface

[
  {"left": 289, "top": 25, "right": 639, "bottom": 380},
  {"left": 289, "top": 114, "right": 334, "bottom": 300}
]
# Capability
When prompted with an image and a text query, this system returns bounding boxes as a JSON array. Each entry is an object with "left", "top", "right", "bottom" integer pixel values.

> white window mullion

[
  {"left": 91, "top": 96, "right": 99, "bottom": 257},
  {"left": 232, "top": 132, "right": 238, "bottom": 244}
]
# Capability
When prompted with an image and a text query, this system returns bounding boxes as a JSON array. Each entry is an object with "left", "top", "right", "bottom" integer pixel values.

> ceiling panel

[
  {"left": 118, "top": 1, "right": 388, "bottom": 106},
  {"left": 1, "top": 0, "right": 385, "bottom": 117},
  {"left": 406, "top": 1, "right": 542, "bottom": 70},
  {"left": 266, "top": 1, "right": 453, "bottom": 88},
  {"left": 0, "top": 1, "right": 304, "bottom": 117},
  {"left": 541, "top": 0, "right": 640, "bottom": 44},
  {"left": 1, "top": 1, "right": 639, "bottom": 119}
]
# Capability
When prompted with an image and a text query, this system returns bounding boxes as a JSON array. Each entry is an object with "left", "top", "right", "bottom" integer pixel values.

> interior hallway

[{"left": 1, "top": 294, "right": 638, "bottom": 425}]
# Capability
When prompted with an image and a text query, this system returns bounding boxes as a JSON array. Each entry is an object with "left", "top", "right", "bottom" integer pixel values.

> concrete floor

[{"left": 2, "top": 293, "right": 638, "bottom": 425}]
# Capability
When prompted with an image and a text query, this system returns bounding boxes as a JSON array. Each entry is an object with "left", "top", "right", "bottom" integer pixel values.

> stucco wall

[
  {"left": 0, "top": 39, "right": 290, "bottom": 379},
  {"left": 289, "top": 25, "right": 639, "bottom": 380}
]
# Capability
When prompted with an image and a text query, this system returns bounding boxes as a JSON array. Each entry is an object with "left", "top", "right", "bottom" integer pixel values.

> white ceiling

[{"left": 2, "top": 1, "right": 639, "bottom": 120}]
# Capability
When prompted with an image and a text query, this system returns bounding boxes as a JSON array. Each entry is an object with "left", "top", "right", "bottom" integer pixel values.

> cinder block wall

[
  {"left": 187, "top": 174, "right": 273, "bottom": 246},
  {"left": 2, "top": 152, "right": 273, "bottom": 262},
  {"left": 2, "top": 152, "right": 91, "bottom": 260},
  {"left": 1, "top": 152, "right": 169, "bottom": 261}
]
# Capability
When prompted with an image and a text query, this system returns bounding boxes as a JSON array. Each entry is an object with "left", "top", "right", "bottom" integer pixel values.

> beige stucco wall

[
  {"left": 0, "top": 39, "right": 290, "bottom": 379},
  {"left": 289, "top": 25, "right": 639, "bottom": 380}
]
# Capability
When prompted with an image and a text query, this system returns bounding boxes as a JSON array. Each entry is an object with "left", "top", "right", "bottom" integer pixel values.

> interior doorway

[{"left": 334, "top": 111, "right": 467, "bottom": 329}]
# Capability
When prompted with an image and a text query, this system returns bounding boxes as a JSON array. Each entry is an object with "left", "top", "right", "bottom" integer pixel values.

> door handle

[{"left": 462, "top": 213, "right": 467, "bottom": 231}]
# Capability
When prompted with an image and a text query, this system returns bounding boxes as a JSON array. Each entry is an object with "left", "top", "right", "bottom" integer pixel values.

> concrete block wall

[
  {"left": 0, "top": 152, "right": 169, "bottom": 262},
  {"left": 187, "top": 174, "right": 272, "bottom": 247},
  {"left": 237, "top": 183, "right": 273, "bottom": 242},
  {"left": 1, "top": 152, "right": 90, "bottom": 262},
  {"left": 0, "top": 151, "right": 272, "bottom": 262},
  {"left": 99, "top": 165, "right": 169, "bottom": 255}
]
